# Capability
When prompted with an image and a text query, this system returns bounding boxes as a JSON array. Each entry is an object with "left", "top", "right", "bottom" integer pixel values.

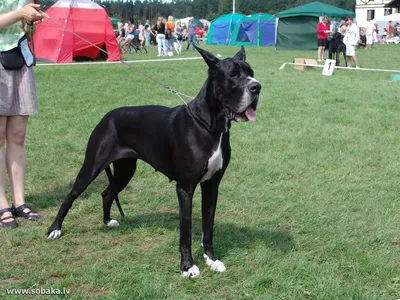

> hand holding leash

[{"left": 20, "top": 3, "right": 48, "bottom": 25}]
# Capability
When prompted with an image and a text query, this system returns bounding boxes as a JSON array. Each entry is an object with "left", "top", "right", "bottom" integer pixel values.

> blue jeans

[
  {"left": 186, "top": 35, "right": 196, "bottom": 50},
  {"left": 145, "top": 31, "right": 150, "bottom": 46}
]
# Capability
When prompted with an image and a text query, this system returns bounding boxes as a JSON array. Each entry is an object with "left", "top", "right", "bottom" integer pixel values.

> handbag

[{"left": 0, "top": 35, "right": 33, "bottom": 70}]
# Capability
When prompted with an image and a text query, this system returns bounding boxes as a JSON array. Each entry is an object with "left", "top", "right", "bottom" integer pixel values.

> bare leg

[
  {"left": 5, "top": 116, "right": 39, "bottom": 217},
  {"left": 346, "top": 56, "right": 352, "bottom": 67},
  {"left": 352, "top": 56, "right": 359, "bottom": 67},
  {"left": 0, "top": 116, "right": 13, "bottom": 223}
]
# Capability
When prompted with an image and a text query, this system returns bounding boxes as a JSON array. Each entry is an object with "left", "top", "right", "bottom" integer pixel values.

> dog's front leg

[
  {"left": 200, "top": 176, "right": 226, "bottom": 273},
  {"left": 176, "top": 183, "right": 199, "bottom": 277},
  {"left": 329, "top": 47, "right": 333, "bottom": 60}
]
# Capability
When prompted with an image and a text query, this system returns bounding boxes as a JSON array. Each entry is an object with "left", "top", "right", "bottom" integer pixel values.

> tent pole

[
  {"left": 233, "top": 0, "right": 235, "bottom": 14},
  {"left": 257, "top": 14, "right": 260, "bottom": 46}
]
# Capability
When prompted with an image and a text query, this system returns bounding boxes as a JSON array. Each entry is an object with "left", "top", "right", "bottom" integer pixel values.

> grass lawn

[{"left": 1, "top": 43, "right": 400, "bottom": 299}]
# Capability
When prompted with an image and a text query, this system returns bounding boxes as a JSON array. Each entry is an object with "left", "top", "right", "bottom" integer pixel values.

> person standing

[
  {"left": 155, "top": 17, "right": 166, "bottom": 56},
  {"left": 123, "top": 19, "right": 135, "bottom": 52},
  {"left": 344, "top": 16, "right": 360, "bottom": 69},
  {"left": 387, "top": 21, "right": 393, "bottom": 39},
  {"left": 175, "top": 21, "right": 183, "bottom": 54},
  {"left": 186, "top": 17, "right": 196, "bottom": 51},
  {"left": 144, "top": 19, "right": 150, "bottom": 46},
  {"left": 316, "top": 16, "right": 331, "bottom": 62},
  {"left": 0, "top": 0, "right": 47, "bottom": 229},
  {"left": 165, "top": 16, "right": 175, "bottom": 54},
  {"left": 365, "top": 19, "right": 375, "bottom": 49}
]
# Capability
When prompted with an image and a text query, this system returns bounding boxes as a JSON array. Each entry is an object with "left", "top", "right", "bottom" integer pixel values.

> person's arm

[
  {"left": 0, "top": 3, "right": 45, "bottom": 30},
  {"left": 354, "top": 27, "right": 360, "bottom": 46}
]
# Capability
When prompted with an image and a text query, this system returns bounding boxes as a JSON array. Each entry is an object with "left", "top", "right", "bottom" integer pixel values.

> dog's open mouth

[{"left": 234, "top": 101, "right": 258, "bottom": 122}]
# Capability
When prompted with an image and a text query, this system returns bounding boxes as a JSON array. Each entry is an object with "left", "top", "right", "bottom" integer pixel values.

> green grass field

[{"left": 1, "top": 44, "right": 400, "bottom": 299}]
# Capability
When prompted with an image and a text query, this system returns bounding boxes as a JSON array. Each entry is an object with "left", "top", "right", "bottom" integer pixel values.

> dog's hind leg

[
  {"left": 47, "top": 129, "right": 118, "bottom": 239},
  {"left": 46, "top": 158, "right": 112, "bottom": 239},
  {"left": 102, "top": 158, "right": 137, "bottom": 227}
]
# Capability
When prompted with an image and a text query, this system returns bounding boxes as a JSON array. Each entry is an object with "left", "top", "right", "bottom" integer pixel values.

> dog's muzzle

[{"left": 229, "top": 81, "right": 261, "bottom": 122}]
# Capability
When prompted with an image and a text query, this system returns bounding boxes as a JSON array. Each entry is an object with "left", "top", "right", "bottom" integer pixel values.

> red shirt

[
  {"left": 195, "top": 27, "right": 205, "bottom": 37},
  {"left": 317, "top": 22, "right": 330, "bottom": 39}
]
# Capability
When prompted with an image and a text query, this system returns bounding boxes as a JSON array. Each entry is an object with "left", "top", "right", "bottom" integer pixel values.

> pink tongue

[{"left": 244, "top": 107, "right": 256, "bottom": 122}]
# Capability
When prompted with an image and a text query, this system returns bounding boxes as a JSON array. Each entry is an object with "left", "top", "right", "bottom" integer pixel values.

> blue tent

[
  {"left": 229, "top": 13, "right": 276, "bottom": 46},
  {"left": 207, "top": 14, "right": 245, "bottom": 45}
]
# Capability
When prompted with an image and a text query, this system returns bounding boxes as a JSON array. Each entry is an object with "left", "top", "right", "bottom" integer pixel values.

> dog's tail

[{"left": 104, "top": 165, "right": 125, "bottom": 218}]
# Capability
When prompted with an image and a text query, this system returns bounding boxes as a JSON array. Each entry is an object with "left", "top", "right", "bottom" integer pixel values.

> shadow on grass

[
  {"left": 118, "top": 212, "right": 296, "bottom": 255},
  {"left": 26, "top": 178, "right": 295, "bottom": 255}
]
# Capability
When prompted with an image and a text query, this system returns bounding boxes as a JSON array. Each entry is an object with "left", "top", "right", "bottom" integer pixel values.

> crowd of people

[
  {"left": 317, "top": 16, "right": 399, "bottom": 69},
  {"left": 116, "top": 16, "right": 209, "bottom": 56},
  {"left": 317, "top": 16, "right": 361, "bottom": 68}
]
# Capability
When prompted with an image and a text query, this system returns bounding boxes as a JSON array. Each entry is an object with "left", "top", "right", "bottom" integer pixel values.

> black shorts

[{"left": 317, "top": 38, "right": 327, "bottom": 47}]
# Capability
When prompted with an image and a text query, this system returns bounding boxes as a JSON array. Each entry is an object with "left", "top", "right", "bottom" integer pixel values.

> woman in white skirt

[
  {"left": 344, "top": 16, "right": 360, "bottom": 69},
  {"left": 0, "top": 0, "right": 47, "bottom": 228}
]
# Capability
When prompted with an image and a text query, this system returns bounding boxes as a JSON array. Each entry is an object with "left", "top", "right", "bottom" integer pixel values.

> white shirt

[
  {"left": 366, "top": 20, "right": 374, "bottom": 35},
  {"left": 345, "top": 23, "right": 360, "bottom": 45}
]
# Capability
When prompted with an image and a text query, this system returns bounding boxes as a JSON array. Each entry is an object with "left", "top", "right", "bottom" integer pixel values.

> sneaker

[{"left": 355, "top": 66, "right": 360, "bottom": 69}]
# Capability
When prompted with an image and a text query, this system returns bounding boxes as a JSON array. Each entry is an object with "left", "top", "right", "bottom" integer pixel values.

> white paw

[
  {"left": 47, "top": 230, "right": 62, "bottom": 240},
  {"left": 107, "top": 220, "right": 120, "bottom": 227},
  {"left": 181, "top": 265, "right": 200, "bottom": 278},
  {"left": 203, "top": 254, "right": 226, "bottom": 272}
]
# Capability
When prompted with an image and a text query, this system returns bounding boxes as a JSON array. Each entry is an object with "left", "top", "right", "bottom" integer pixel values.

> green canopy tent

[
  {"left": 109, "top": 17, "right": 121, "bottom": 28},
  {"left": 206, "top": 14, "right": 245, "bottom": 45},
  {"left": 229, "top": 13, "right": 276, "bottom": 47},
  {"left": 275, "top": 1, "right": 355, "bottom": 50}
]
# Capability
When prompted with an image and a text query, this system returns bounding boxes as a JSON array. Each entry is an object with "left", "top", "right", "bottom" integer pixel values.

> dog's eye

[{"left": 229, "top": 70, "right": 239, "bottom": 77}]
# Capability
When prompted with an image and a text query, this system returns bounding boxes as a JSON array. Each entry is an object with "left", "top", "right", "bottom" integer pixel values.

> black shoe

[
  {"left": 0, "top": 207, "right": 17, "bottom": 229},
  {"left": 11, "top": 204, "right": 44, "bottom": 221}
]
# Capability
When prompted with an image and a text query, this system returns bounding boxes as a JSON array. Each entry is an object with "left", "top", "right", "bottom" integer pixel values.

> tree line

[{"left": 40, "top": 0, "right": 355, "bottom": 24}]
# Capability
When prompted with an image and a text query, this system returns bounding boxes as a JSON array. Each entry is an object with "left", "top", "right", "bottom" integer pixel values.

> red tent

[{"left": 33, "top": 0, "right": 121, "bottom": 63}]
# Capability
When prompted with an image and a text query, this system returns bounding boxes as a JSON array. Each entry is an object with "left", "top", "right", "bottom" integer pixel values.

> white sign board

[{"left": 322, "top": 59, "right": 336, "bottom": 76}]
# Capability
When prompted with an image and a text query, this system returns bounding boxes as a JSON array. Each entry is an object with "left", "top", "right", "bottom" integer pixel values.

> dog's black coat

[
  {"left": 328, "top": 32, "right": 347, "bottom": 67},
  {"left": 47, "top": 46, "right": 261, "bottom": 276}
]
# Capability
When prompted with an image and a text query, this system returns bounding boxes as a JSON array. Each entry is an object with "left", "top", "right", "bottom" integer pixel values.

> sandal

[
  {"left": 0, "top": 207, "right": 17, "bottom": 229},
  {"left": 11, "top": 204, "right": 44, "bottom": 221}
]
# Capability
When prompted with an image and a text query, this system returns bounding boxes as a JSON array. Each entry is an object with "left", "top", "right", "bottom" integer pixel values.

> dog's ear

[
  {"left": 195, "top": 46, "right": 220, "bottom": 68},
  {"left": 233, "top": 46, "right": 246, "bottom": 61}
]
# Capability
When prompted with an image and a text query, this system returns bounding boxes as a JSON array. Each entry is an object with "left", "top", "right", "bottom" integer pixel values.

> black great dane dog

[
  {"left": 46, "top": 46, "right": 261, "bottom": 277},
  {"left": 328, "top": 32, "right": 347, "bottom": 67}
]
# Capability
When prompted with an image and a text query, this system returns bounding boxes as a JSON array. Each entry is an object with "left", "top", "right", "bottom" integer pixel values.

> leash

[
  {"left": 30, "top": 25, "right": 36, "bottom": 66},
  {"left": 43, "top": 16, "right": 194, "bottom": 106},
  {"left": 35, "top": 13, "right": 197, "bottom": 217}
]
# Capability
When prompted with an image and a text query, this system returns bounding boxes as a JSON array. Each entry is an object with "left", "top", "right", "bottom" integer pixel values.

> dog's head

[
  {"left": 196, "top": 46, "right": 261, "bottom": 122},
  {"left": 332, "top": 32, "right": 344, "bottom": 42}
]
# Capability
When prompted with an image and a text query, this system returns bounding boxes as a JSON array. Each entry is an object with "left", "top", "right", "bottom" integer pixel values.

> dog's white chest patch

[{"left": 200, "top": 134, "right": 223, "bottom": 182}]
